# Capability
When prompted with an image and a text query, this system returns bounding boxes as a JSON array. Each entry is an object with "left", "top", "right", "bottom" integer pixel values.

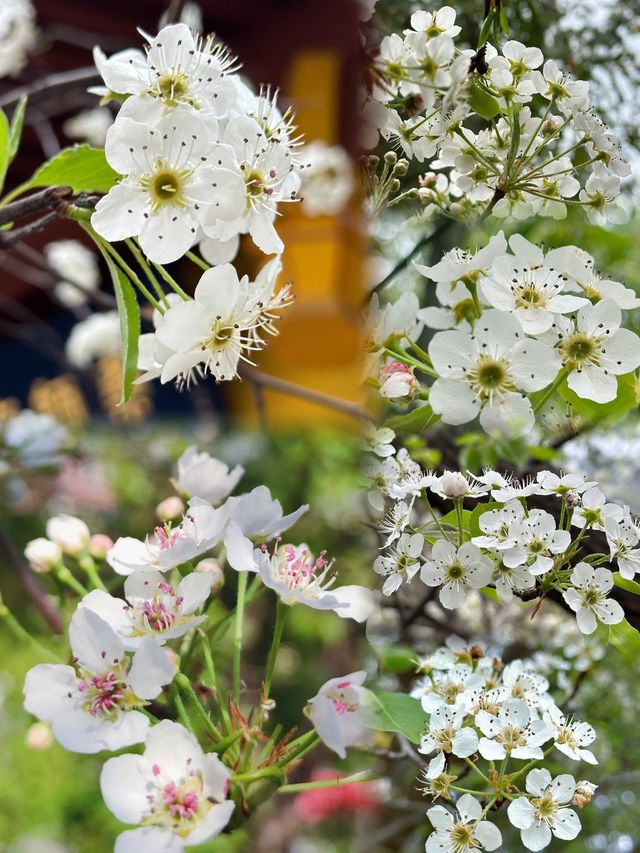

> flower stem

[
  {"left": 185, "top": 250, "right": 211, "bottom": 271},
  {"left": 54, "top": 565, "right": 89, "bottom": 597},
  {"left": 277, "top": 772, "right": 380, "bottom": 794},
  {"left": 125, "top": 239, "right": 168, "bottom": 306},
  {"left": 175, "top": 672, "right": 221, "bottom": 739},
  {"left": 150, "top": 259, "right": 191, "bottom": 301},
  {"left": 263, "top": 598, "right": 287, "bottom": 704},
  {"left": 233, "top": 572, "right": 248, "bottom": 702},
  {"left": 277, "top": 731, "right": 321, "bottom": 768},
  {"left": 0, "top": 602, "right": 62, "bottom": 662},
  {"left": 77, "top": 555, "right": 108, "bottom": 591}
]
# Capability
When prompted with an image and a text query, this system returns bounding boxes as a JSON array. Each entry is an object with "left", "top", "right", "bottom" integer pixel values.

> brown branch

[
  {"left": 239, "top": 365, "right": 373, "bottom": 422},
  {"left": 0, "top": 210, "right": 65, "bottom": 249},
  {"left": 0, "top": 528, "right": 64, "bottom": 634},
  {"left": 0, "top": 185, "right": 73, "bottom": 227},
  {"left": 0, "top": 66, "right": 99, "bottom": 109}
]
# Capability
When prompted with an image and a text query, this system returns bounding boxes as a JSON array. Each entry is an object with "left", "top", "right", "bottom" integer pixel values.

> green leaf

[
  {"left": 386, "top": 403, "right": 436, "bottom": 432},
  {"left": 608, "top": 619, "right": 640, "bottom": 663},
  {"left": 467, "top": 83, "right": 500, "bottom": 120},
  {"left": 16, "top": 144, "right": 119, "bottom": 196},
  {"left": 558, "top": 374, "right": 637, "bottom": 426},
  {"left": 380, "top": 645, "right": 418, "bottom": 675},
  {"left": 363, "top": 692, "right": 425, "bottom": 743},
  {"left": 469, "top": 500, "right": 502, "bottom": 537},
  {"left": 439, "top": 508, "right": 472, "bottom": 530},
  {"left": 102, "top": 253, "right": 140, "bottom": 405},
  {"left": 477, "top": 9, "right": 495, "bottom": 48},
  {"left": 613, "top": 573, "right": 640, "bottom": 596},
  {"left": 481, "top": 585, "right": 500, "bottom": 604},
  {"left": 8, "top": 97, "right": 27, "bottom": 162},
  {"left": 0, "top": 110, "right": 10, "bottom": 194}
]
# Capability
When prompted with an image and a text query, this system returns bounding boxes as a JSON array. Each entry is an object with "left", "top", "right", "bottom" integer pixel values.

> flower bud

[
  {"left": 89, "top": 533, "right": 113, "bottom": 559},
  {"left": 26, "top": 722, "right": 54, "bottom": 750},
  {"left": 418, "top": 187, "right": 434, "bottom": 203},
  {"left": 383, "top": 150, "right": 398, "bottom": 166},
  {"left": 436, "top": 470, "right": 470, "bottom": 499},
  {"left": 24, "top": 538, "right": 62, "bottom": 574},
  {"left": 195, "top": 558, "right": 225, "bottom": 594},
  {"left": 389, "top": 178, "right": 401, "bottom": 192},
  {"left": 378, "top": 362, "right": 417, "bottom": 402},
  {"left": 420, "top": 172, "right": 438, "bottom": 188},
  {"left": 572, "top": 780, "right": 597, "bottom": 809},
  {"left": 449, "top": 202, "right": 463, "bottom": 217},
  {"left": 543, "top": 115, "right": 563, "bottom": 135},
  {"left": 564, "top": 489, "right": 579, "bottom": 507},
  {"left": 156, "top": 495, "right": 185, "bottom": 522},
  {"left": 393, "top": 158, "right": 409, "bottom": 176},
  {"left": 45, "top": 514, "right": 90, "bottom": 557}
]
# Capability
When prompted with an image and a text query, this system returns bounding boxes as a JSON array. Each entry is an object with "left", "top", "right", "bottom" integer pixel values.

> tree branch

[{"left": 0, "top": 67, "right": 100, "bottom": 109}]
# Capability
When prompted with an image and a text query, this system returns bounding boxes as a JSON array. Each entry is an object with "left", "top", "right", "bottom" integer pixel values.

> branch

[
  {"left": 0, "top": 185, "right": 73, "bottom": 227},
  {"left": 239, "top": 366, "right": 373, "bottom": 422},
  {"left": 0, "top": 67, "right": 99, "bottom": 109}
]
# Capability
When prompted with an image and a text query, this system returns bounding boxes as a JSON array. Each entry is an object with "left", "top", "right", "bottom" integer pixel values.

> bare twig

[
  {"left": 0, "top": 185, "right": 73, "bottom": 227},
  {"left": 0, "top": 67, "right": 99, "bottom": 109},
  {"left": 239, "top": 365, "right": 373, "bottom": 422},
  {"left": 0, "top": 210, "right": 65, "bottom": 249}
]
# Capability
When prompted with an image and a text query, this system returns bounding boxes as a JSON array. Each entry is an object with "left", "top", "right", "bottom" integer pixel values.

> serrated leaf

[
  {"left": 467, "top": 83, "right": 500, "bottom": 120},
  {"left": 613, "top": 573, "right": 640, "bottom": 596},
  {"left": 363, "top": 692, "right": 425, "bottom": 743},
  {"left": 8, "top": 97, "right": 27, "bottom": 162},
  {"left": 0, "top": 109, "right": 10, "bottom": 193},
  {"left": 101, "top": 253, "right": 140, "bottom": 404},
  {"left": 16, "top": 144, "right": 119, "bottom": 196},
  {"left": 386, "top": 404, "right": 436, "bottom": 432}
]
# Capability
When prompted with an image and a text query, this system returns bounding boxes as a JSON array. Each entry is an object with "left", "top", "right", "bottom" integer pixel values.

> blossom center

[
  {"left": 449, "top": 822, "right": 477, "bottom": 851},
  {"left": 496, "top": 724, "right": 527, "bottom": 751},
  {"left": 77, "top": 666, "right": 137, "bottom": 719},
  {"left": 468, "top": 355, "right": 514, "bottom": 402},
  {"left": 533, "top": 791, "right": 559, "bottom": 823},
  {"left": 142, "top": 164, "right": 191, "bottom": 210},
  {"left": 561, "top": 333, "right": 600, "bottom": 369}
]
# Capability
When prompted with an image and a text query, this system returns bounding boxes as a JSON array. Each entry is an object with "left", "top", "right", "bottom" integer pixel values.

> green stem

[
  {"left": 172, "top": 684, "right": 194, "bottom": 733},
  {"left": 185, "top": 250, "right": 211, "bottom": 271},
  {"left": 125, "top": 239, "right": 168, "bottom": 305},
  {"left": 463, "top": 756, "right": 490, "bottom": 782},
  {"left": 231, "top": 766, "right": 285, "bottom": 785},
  {"left": 77, "top": 555, "right": 108, "bottom": 591},
  {"left": 278, "top": 773, "right": 380, "bottom": 794},
  {"left": 175, "top": 673, "right": 220, "bottom": 739},
  {"left": 263, "top": 599, "right": 287, "bottom": 704},
  {"left": 0, "top": 603, "right": 62, "bottom": 662},
  {"left": 277, "top": 732, "right": 321, "bottom": 768},
  {"left": 199, "top": 631, "right": 231, "bottom": 731},
  {"left": 533, "top": 370, "right": 567, "bottom": 415},
  {"left": 233, "top": 572, "right": 248, "bottom": 702},
  {"left": 54, "top": 565, "right": 89, "bottom": 597},
  {"left": 150, "top": 259, "right": 191, "bottom": 300}
]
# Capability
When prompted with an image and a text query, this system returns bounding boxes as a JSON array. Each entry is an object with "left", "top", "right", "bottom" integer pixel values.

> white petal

[{"left": 100, "top": 754, "right": 148, "bottom": 822}]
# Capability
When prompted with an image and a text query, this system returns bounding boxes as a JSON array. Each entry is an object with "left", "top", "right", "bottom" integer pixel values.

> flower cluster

[
  {"left": 368, "top": 233, "right": 640, "bottom": 436},
  {"left": 368, "top": 446, "right": 632, "bottom": 635},
  {"left": 365, "top": 6, "right": 629, "bottom": 221},
  {"left": 414, "top": 638, "right": 597, "bottom": 851},
  {"left": 0, "top": 0, "right": 36, "bottom": 78},
  {"left": 22, "top": 445, "right": 375, "bottom": 849}
]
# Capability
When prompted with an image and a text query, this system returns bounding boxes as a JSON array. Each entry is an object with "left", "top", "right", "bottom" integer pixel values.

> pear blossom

[
  {"left": 543, "top": 705, "right": 597, "bottom": 764},
  {"left": 107, "top": 499, "right": 225, "bottom": 575},
  {"left": 409, "top": 7, "right": 461, "bottom": 39},
  {"left": 431, "top": 470, "right": 487, "bottom": 500},
  {"left": 364, "top": 426, "right": 396, "bottom": 458},
  {"left": 418, "top": 664, "right": 485, "bottom": 714},
  {"left": 0, "top": 0, "right": 36, "bottom": 78},
  {"left": 415, "top": 232, "right": 507, "bottom": 290},
  {"left": 100, "top": 720, "right": 234, "bottom": 852},
  {"left": 378, "top": 362, "right": 417, "bottom": 401},
  {"left": 97, "top": 24, "right": 238, "bottom": 122},
  {"left": 535, "top": 470, "right": 596, "bottom": 499},
  {"left": 472, "top": 499, "right": 524, "bottom": 550},
  {"left": 46, "top": 514, "right": 90, "bottom": 557},
  {"left": 79, "top": 569, "right": 215, "bottom": 648},
  {"left": 421, "top": 541, "right": 494, "bottom": 609},
  {"left": 418, "top": 705, "right": 479, "bottom": 759},
  {"left": 299, "top": 141, "right": 354, "bottom": 216},
  {"left": 492, "top": 558, "right": 537, "bottom": 602},
  {"left": 544, "top": 299, "right": 640, "bottom": 404},
  {"left": 63, "top": 106, "right": 113, "bottom": 147},
  {"left": 429, "top": 310, "right": 560, "bottom": 436},
  {"left": 571, "top": 486, "right": 623, "bottom": 531},
  {"left": 502, "top": 510, "right": 571, "bottom": 576},
  {"left": 92, "top": 112, "right": 245, "bottom": 264},
  {"left": 426, "top": 795, "right": 502, "bottom": 853},
  {"left": 172, "top": 445, "right": 243, "bottom": 504},
  {"left": 252, "top": 544, "right": 375, "bottom": 622},
  {"left": 530, "top": 59, "right": 590, "bottom": 115},
  {"left": 24, "top": 538, "right": 62, "bottom": 574},
  {"left": 378, "top": 500, "right": 413, "bottom": 547},
  {"left": 66, "top": 311, "right": 120, "bottom": 369},
  {"left": 374, "top": 532, "right": 423, "bottom": 595},
  {"left": 562, "top": 562, "right": 624, "bottom": 634},
  {"left": 419, "top": 751, "right": 456, "bottom": 800},
  {"left": 604, "top": 513, "right": 640, "bottom": 580},
  {"left": 476, "top": 699, "right": 554, "bottom": 760},
  {"left": 500, "top": 660, "right": 550, "bottom": 708},
  {"left": 507, "top": 770, "right": 581, "bottom": 850},
  {"left": 546, "top": 245, "right": 640, "bottom": 309},
  {"left": 306, "top": 672, "right": 373, "bottom": 758},
  {"left": 23, "top": 608, "right": 175, "bottom": 753}
]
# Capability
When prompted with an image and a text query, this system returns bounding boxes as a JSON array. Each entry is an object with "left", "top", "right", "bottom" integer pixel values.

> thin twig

[
  {"left": 0, "top": 186, "right": 73, "bottom": 227},
  {"left": 0, "top": 210, "right": 65, "bottom": 248},
  {"left": 0, "top": 67, "right": 99, "bottom": 109},
  {"left": 240, "top": 365, "right": 373, "bottom": 422}
]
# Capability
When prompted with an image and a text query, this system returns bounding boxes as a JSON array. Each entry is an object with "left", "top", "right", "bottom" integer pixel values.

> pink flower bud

[
  {"left": 26, "top": 722, "right": 54, "bottom": 750},
  {"left": 89, "top": 533, "right": 113, "bottom": 559},
  {"left": 156, "top": 495, "right": 186, "bottom": 522},
  {"left": 379, "top": 362, "right": 417, "bottom": 402}
]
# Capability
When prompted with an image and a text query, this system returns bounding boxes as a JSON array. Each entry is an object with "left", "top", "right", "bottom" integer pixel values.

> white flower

[
  {"left": 410, "top": 6, "right": 461, "bottom": 39},
  {"left": 23, "top": 608, "right": 175, "bottom": 753},
  {"left": 154, "top": 260, "right": 289, "bottom": 384},
  {"left": 45, "top": 240, "right": 101, "bottom": 308},
  {"left": 571, "top": 486, "right": 623, "bottom": 531},
  {"left": 378, "top": 361, "right": 417, "bottom": 401},
  {"left": 100, "top": 719, "right": 234, "bottom": 852},
  {"left": 374, "top": 532, "right": 423, "bottom": 595},
  {"left": 202, "top": 116, "right": 300, "bottom": 254},
  {"left": 530, "top": 59, "right": 590, "bottom": 115},
  {"left": 508, "top": 769, "right": 581, "bottom": 850},
  {"left": 299, "top": 141, "right": 354, "bottom": 216},
  {"left": 579, "top": 165, "right": 625, "bottom": 224},
  {"left": 472, "top": 499, "right": 524, "bottom": 550},
  {"left": 46, "top": 514, "right": 90, "bottom": 557},
  {"left": 307, "top": 671, "right": 373, "bottom": 758},
  {"left": 543, "top": 705, "right": 597, "bottom": 764},
  {"left": 476, "top": 699, "right": 554, "bottom": 760},
  {"left": 431, "top": 470, "right": 487, "bottom": 500},
  {"left": 546, "top": 245, "right": 640, "bottom": 310},
  {"left": 79, "top": 569, "right": 215, "bottom": 648},
  {"left": 63, "top": 107, "right": 114, "bottom": 147},
  {"left": 426, "top": 795, "right": 502, "bottom": 853},
  {"left": 107, "top": 499, "right": 225, "bottom": 575},
  {"left": 605, "top": 513, "right": 640, "bottom": 580},
  {"left": 98, "top": 24, "right": 237, "bottom": 121},
  {"left": 364, "top": 292, "right": 422, "bottom": 372},
  {"left": 252, "top": 544, "right": 375, "bottom": 622},
  {"left": 92, "top": 112, "right": 245, "bottom": 264},
  {"left": 172, "top": 446, "right": 243, "bottom": 504},
  {"left": 378, "top": 500, "right": 413, "bottom": 547},
  {"left": 502, "top": 510, "right": 571, "bottom": 576},
  {"left": 421, "top": 541, "right": 493, "bottom": 609},
  {"left": 545, "top": 299, "right": 640, "bottom": 403},
  {"left": 429, "top": 310, "right": 560, "bottom": 436},
  {"left": 500, "top": 660, "right": 550, "bottom": 708},
  {"left": 364, "top": 426, "right": 396, "bottom": 458},
  {"left": 419, "top": 705, "right": 479, "bottom": 758},
  {"left": 419, "top": 664, "right": 485, "bottom": 714},
  {"left": 479, "top": 257, "right": 586, "bottom": 334},
  {"left": 535, "top": 470, "right": 596, "bottom": 498},
  {"left": 65, "top": 311, "right": 120, "bottom": 369},
  {"left": 0, "top": 0, "right": 36, "bottom": 78},
  {"left": 415, "top": 233, "right": 507, "bottom": 287},
  {"left": 562, "top": 562, "right": 624, "bottom": 634},
  {"left": 492, "top": 557, "right": 536, "bottom": 602},
  {"left": 24, "top": 538, "right": 62, "bottom": 574}
]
